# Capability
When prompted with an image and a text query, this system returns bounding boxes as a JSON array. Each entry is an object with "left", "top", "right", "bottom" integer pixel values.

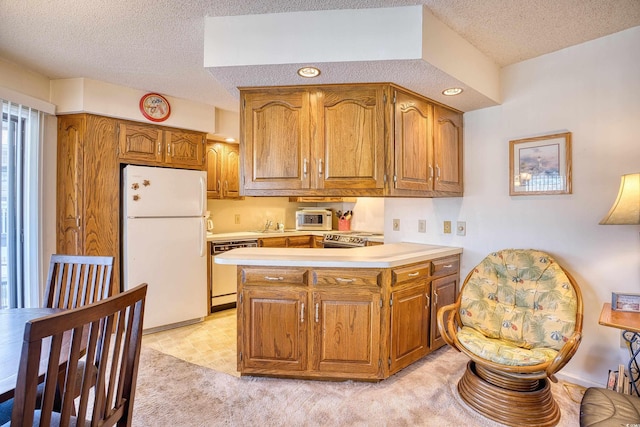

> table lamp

[{"left": 599, "top": 173, "right": 640, "bottom": 225}]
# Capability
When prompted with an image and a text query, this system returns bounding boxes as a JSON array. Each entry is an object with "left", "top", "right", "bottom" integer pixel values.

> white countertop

[{"left": 213, "top": 243, "right": 462, "bottom": 268}]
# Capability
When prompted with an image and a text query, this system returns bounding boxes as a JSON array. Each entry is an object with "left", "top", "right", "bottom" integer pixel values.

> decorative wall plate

[{"left": 139, "top": 93, "right": 171, "bottom": 122}]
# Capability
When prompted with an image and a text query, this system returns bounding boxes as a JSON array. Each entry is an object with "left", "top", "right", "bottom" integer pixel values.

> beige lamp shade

[{"left": 599, "top": 173, "right": 640, "bottom": 225}]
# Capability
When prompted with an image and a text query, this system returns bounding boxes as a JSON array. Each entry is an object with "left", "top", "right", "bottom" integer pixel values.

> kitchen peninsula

[{"left": 215, "top": 243, "right": 462, "bottom": 381}]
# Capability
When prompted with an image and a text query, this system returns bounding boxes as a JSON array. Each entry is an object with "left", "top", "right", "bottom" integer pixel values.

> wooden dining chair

[
  {"left": 9, "top": 283, "right": 147, "bottom": 427},
  {"left": 44, "top": 255, "right": 115, "bottom": 310}
]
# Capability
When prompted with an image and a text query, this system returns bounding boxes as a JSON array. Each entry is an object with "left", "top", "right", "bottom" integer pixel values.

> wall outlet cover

[
  {"left": 443, "top": 221, "right": 452, "bottom": 234},
  {"left": 418, "top": 219, "right": 426, "bottom": 233}
]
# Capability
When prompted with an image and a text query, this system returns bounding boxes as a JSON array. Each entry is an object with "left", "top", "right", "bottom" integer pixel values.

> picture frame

[
  {"left": 612, "top": 292, "right": 640, "bottom": 312},
  {"left": 509, "top": 132, "right": 572, "bottom": 196}
]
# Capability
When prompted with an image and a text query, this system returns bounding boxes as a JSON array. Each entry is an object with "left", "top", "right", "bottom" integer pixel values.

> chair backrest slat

[
  {"left": 11, "top": 284, "right": 147, "bottom": 427},
  {"left": 44, "top": 255, "right": 115, "bottom": 310}
]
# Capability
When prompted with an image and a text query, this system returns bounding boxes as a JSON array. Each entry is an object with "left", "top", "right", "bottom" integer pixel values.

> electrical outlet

[
  {"left": 234, "top": 214, "right": 241, "bottom": 224},
  {"left": 443, "top": 221, "right": 452, "bottom": 234},
  {"left": 456, "top": 221, "right": 466, "bottom": 236},
  {"left": 418, "top": 220, "right": 426, "bottom": 233},
  {"left": 392, "top": 219, "right": 400, "bottom": 231}
]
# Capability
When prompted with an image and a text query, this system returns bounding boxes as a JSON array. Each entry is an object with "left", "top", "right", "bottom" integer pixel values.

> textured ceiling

[{"left": 0, "top": 0, "right": 639, "bottom": 112}]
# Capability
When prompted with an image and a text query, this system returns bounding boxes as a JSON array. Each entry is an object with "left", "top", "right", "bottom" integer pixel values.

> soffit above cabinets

[{"left": 204, "top": 6, "right": 501, "bottom": 113}]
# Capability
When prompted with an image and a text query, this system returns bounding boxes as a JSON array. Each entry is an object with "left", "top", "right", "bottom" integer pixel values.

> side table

[{"left": 599, "top": 302, "right": 640, "bottom": 396}]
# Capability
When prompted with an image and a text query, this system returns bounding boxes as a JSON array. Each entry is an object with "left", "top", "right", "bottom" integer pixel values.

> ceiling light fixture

[
  {"left": 442, "top": 87, "right": 463, "bottom": 96},
  {"left": 297, "top": 67, "right": 321, "bottom": 78}
]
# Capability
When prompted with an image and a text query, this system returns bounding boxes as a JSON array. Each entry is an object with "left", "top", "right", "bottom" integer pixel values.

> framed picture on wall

[{"left": 509, "top": 132, "right": 572, "bottom": 196}]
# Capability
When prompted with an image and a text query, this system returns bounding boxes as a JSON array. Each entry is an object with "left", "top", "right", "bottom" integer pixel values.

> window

[{"left": 0, "top": 99, "right": 43, "bottom": 308}]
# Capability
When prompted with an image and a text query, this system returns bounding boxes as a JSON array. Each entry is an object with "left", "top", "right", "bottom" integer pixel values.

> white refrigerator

[{"left": 123, "top": 165, "right": 208, "bottom": 331}]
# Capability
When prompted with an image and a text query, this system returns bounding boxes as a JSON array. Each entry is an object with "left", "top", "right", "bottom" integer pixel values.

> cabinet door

[
  {"left": 389, "top": 282, "right": 430, "bottom": 373},
  {"left": 311, "top": 290, "right": 381, "bottom": 376},
  {"left": 242, "top": 90, "right": 311, "bottom": 191},
  {"left": 433, "top": 106, "right": 463, "bottom": 194},
  {"left": 118, "top": 122, "right": 163, "bottom": 164},
  {"left": 206, "top": 142, "right": 223, "bottom": 198},
  {"left": 164, "top": 129, "right": 205, "bottom": 168},
  {"left": 57, "top": 116, "right": 85, "bottom": 254},
  {"left": 222, "top": 143, "right": 241, "bottom": 198},
  {"left": 393, "top": 90, "right": 434, "bottom": 193},
  {"left": 240, "top": 287, "right": 308, "bottom": 371},
  {"left": 430, "top": 273, "right": 459, "bottom": 350},
  {"left": 315, "top": 86, "right": 385, "bottom": 190}
]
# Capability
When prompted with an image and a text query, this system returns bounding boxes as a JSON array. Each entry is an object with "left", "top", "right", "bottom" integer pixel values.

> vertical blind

[{"left": 0, "top": 98, "right": 43, "bottom": 308}]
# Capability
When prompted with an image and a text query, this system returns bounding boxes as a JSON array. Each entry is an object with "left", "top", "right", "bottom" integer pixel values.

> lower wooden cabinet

[
  {"left": 389, "top": 262, "right": 431, "bottom": 374},
  {"left": 239, "top": 287, "right": 307, "bottom": 372},
  {"left": 237, "top": 255, "right": 460, "bottom": 381},
  {"left": 258, "top": 235, "right": 313, "bottom": 248},
  {"left": 311, "top": 290, "right": 381, "bottom": 376}
]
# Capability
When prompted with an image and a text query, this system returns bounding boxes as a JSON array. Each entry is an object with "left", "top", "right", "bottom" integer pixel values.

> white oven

[{"left": 295, "top": 209, "right": 332, "bottom": 231}]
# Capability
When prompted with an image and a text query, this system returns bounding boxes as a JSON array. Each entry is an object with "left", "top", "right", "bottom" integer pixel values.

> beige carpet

[{"left": 132, "top": 345, "right": 582, "bottom": 426}]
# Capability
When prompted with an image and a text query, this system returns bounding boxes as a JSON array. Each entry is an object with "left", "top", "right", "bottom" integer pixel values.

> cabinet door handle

[
  {"left": 303, "top": 158, "right": 308, "bottom": 176},
  {"left": 443, "top": 264, "right": 453, "bottom": 268},
  {"left": 301, "top": 303, "right": 305, "bottom": 323},
  {"left": 428, "top": 165, "right": 434, "bottom": 180},
  {"left": 157, "top": 141, "right": 162, "bottom": 155},
  {"left": 318, "top": 158, "right": 323, "bottom": 175},
  {"left": 167, "top": 142, "right": 171, "bottom": 156},
  {"left": 315, "top": 303, "right": 319, "bottom": 323},
  {"left": 408, "top": 272, "right": 420, "bottom": 277},
  {"left": 434, "top": 292, "right": 438, "bottom": 305},
  {"left": 435, "top": 165, "right": 440, "bottom": 180},
  {"left": 264, "top": 276, "right": 284, "bottom": 281},
  {"left": 224, "top": 180, "right": 228, "bottom": 196},
  {"left": 217, "top": 180, "right": 221, "bottom": 193},
  {"left": 425, "top": 293, "right": 430, "bottom": 309},
  {"left": 336, "top": 278, "right": 355, "bottom": 283}
]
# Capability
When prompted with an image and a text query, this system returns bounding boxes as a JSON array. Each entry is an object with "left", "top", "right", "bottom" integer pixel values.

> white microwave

[{"left": 295, "top": 209, "right": 332, "bottom": 231}]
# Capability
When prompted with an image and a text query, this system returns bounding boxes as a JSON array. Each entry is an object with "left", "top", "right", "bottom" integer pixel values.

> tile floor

[{"left": 142, "top": 308, "right": 239, "bottom": 377}]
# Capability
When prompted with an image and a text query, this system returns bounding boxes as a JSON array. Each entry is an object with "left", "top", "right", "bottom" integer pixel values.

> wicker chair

[{"left": 437, "top": 249, "right": 583, "bottom": 427}]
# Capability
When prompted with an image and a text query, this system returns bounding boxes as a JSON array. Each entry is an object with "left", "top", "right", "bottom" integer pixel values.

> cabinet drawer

[
  {"left": 430, "top": 256, "right": 459, "bottom": 278},
  {"left": 391, "top": 263, "right": 430, "bottom": 286},
  {"left": 241, "top": 267, "right": 307, "bottom": 286},
  {"left": 258, "top": 237, "right": 287, "bottom": 247},
  {"left": 312, "top": 269, "right": 382, "bottom": 288},
  {"left": 286, "top": 235, "right": 312, "bottom": 247}
]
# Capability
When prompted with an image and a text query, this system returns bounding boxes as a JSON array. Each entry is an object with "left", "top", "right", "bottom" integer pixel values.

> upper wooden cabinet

[
  {"left": 118, "top": 121, "right": 206, "bottom": 169},
  {"left": 240, "top": 83, "right": 463, "bottom": 198},
  {"left": 57, "top": 113, "right": 207, "bottom": 299},
  {"left": 206, "top": 141, "right": 240, "bottom": 199},
  {"left": 241, "top": 85, "right": 385, "bottom": 197},
  {"left": 433, "top": 105, "right": 463, "bottom": 194}
]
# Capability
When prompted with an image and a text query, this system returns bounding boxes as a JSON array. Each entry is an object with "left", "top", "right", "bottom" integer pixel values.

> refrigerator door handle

[
  {"left": 199, "top": 176, "right": 206, "bottom": 216},
  {"left": 199, "top": 217, "right": 206, "bottom": 257}
]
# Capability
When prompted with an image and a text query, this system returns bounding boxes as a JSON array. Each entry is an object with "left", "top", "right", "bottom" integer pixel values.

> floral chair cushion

[{"left": 458, "top": 249, "right": 577, "bottom": 364}]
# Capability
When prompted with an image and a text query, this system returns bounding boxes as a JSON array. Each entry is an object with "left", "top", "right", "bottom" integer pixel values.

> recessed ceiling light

[
  {"left": 297, "top": 67, "right": 321, "bottom": 78},
  {"left": 442, "top": 87, "right": 463, "bottom": 96}
]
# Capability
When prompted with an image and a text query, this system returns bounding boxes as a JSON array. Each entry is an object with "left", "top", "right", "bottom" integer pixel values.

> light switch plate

[{"left": 392, "top": 219, "right": 400, "bottom": 231}]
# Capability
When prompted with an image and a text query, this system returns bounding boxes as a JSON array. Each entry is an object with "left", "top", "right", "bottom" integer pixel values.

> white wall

[{"left": 385, "top": 26, "right": 640, "bottom": 387}]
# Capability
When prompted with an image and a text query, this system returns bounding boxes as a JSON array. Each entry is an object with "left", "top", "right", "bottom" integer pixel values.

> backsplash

[{"left": 207, "top": 197, "right": 384, "bottom": 234}]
